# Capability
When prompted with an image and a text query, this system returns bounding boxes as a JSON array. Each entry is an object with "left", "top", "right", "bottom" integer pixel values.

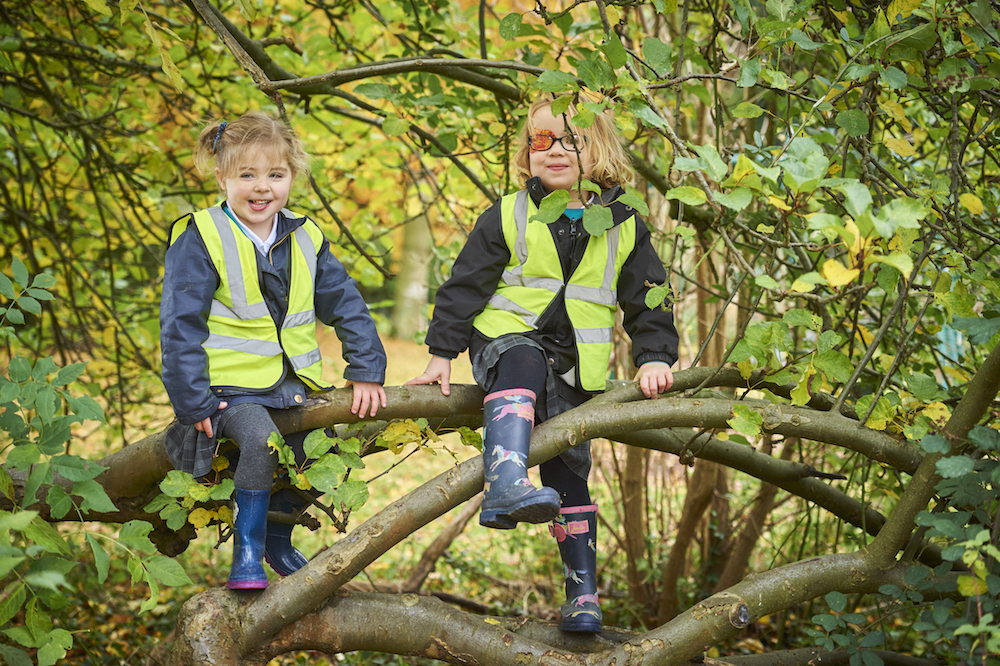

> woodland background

[{"left": 1, "top": 0, "right": 1000, "bottom": 665}]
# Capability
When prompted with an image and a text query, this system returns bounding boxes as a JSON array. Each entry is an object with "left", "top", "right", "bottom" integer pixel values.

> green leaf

[
  {"left": 8, "top": 356, "right": 31, "bottom": 382},
  {"left": 789, "top": 28, "right": 824, "bottom": 50},
  {"left": 6, "top": 444, "right": 40, "bottom": 471},
  {"left": 534, "top": 69, "right": 578, "bottom": 93},
  {"left": 666, "top": 186, "right": 707, "bottom": 206},
  {"left": 0, "top": 509, "right": 37, "bottom": 532},
  {"left": 530, "top": 190, "right": 571, "bottom": 225},
  {"left": 692, "top": 144, "right": 729, "bottom": 181},
  {"left": 24, "top": 463, "right": 52, "bottom": 509},
  {"left": 643, "top": 37, "right": 672, "bottom": 75},
  {"left": 160, "top": 470, "right": 201, "bottom": 498},
  {"left": 815, "top": 351, "right": 854, "bottom": 383},
  {"left": 630, "top": 101, "right": 667, "bottom": 128},
  {"left": 139, "top": 576, "right": 159, "bottom": 614},
  {"left": 755, "top": 275, "right": 780, "bottom": 290},
  {"left": 381, "top": 115, "right": 410, "bottom": 137},
  {"left": 873, "top": 196, "right": 927, "bottom": 238},
  {"left": 72, "top": 479, "right": 118, "bottom": 514},
  {"left": 919, "top": 434, "right": 951, "bottom": 454},
  {"left": 765, "top": 0, "right": 793, "bottom": 20},
  {"left": 582, "top": 205, "right": 614, "bottom": 236},
  {"left": 303, "top": 429, "right": 334, "bottom": 459},
  {"left": 87, "top": 533, "right": 110, "bottom": 584},
  {"left": 836, "top": 109, "right": 870, "bottom": 138},
  {"left": 15, "top": 296, "right": 40, "bottom": 316},
  {"left": 732, "top": 102, "right": 764, "bottom": 118},
  {"left": 0, "top": 582, "right": 26, "bottom": 626},
  {"left": 813, "top": 612, "right": 843, "bottom": 631},
  {"left": 208, "top": 478, "right": 234, "bottom": 501},
  {"left": 601, "top": 32, "right": 628, "bottom": 69},
  {"left": 45, "top": 485, "right": 73, "bottom": 520},
  {"left": 65, "top": 394, "right": 105, "bottom": 423},
  {"left": 498, "top": 13, "right": 522, "bottom": 40},
  {"left": 644, "top": 284, "right": 672, "bottom": 310},
  {"left": 11, "top": 258, "right": 28, "bottom": 288},
  {"left": 839, "top": 182, "right": 873, "bottom": 219},
  {"left": 715, "top": 187, "right": 752, "bottom": 211},
  {"left": 304, "top": 454, "right": 349, "bottom": 494},
  {"left": 52, "top": 362, "right": 87, "bottom": 387},
  {"left": 737, "top": 58, "right": 761, "bottom": 87},
  {"left": 617, "top": 188, "right": 650, "bottom": 216},
  {"left": 37, "top": 628, "right": 73, "bottom": 666},
  {"left": 143, "top": 555, "right": 193, "bottom": 586},
  {"left": 906, "top": 373, "right": 939, "bottom": 401},
  {"left": 23, "top": 519, "right": 69, "bottom": 555},
  {"left": 51, "top": 455, "right": 106, "bottom": 482},
  {"left": 0, "top": 272, "right": 14, "bottom": 299},
  {"left": 0, "top": 466, "right": 13, "bottom": 501},
  {"left": 880, "top": 66, "right": 908, "bottom": 90},
  {"left": 728, "top": 404, "right": 763, "bottom": 439},
  {"left": 952, "top": 313, "right": 1000, "bottom": 345},
  {"left": 354, "top": 83, "right": 399, "bottom": 102},
  {"left": 826, "top": 590, "right": 848, "bottom": 612},
  {"left": 969, "top": 425, "right": 1000, "bottom": 452},
  {"left": 329, "top": 477, "right": 369, "bottom": 511},
  {"left": 118, "top": 520, "right": 158, "bottom": 555},
  {"left": 936, "top": 456, "right": 974, "bottom": 479}
]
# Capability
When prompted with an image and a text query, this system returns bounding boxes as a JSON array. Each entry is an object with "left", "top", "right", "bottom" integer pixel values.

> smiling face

[
  {"left": 527, "top": 103, "right": 593, "bottom": 202},
  {"left": 216, "top": 146, "right": 294, "bottom": 237}
]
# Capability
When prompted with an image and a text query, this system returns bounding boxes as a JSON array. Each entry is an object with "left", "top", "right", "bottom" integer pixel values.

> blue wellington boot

[
  {"left": 551, "top": 504, "right": 603, "bottom": 633},
  {"left": 264, "top": 488, "right": 310, "bottom": 577},
  {"left": 228, "top": 487, "right": 270, "bottom": 589},
  {"left": 479, "top": 389, "right": 560, "bottom": 530}
]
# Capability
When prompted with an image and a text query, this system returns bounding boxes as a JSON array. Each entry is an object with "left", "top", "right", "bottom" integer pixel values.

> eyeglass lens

[{"left": 529, "top": 130, "right": 583, "bottom": 153}]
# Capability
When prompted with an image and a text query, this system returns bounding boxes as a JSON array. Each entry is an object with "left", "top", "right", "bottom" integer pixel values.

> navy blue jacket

[{"left": 160, "top": 206, "right": 387, "bottom": 425}]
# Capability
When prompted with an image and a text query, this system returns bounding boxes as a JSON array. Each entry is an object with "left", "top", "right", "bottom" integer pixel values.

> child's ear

[{"left": 215, "top": 168, "right": 226, "bottom": 192}]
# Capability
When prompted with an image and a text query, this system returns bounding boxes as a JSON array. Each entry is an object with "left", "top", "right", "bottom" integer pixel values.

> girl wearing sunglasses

[{"left": 408, "top": 93, "right": 678, "bottom": 633}]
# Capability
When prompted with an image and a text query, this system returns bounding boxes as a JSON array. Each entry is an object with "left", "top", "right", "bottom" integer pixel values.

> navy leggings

[{"left": 488, "top": 345, "right": 592, "bottom": 507}]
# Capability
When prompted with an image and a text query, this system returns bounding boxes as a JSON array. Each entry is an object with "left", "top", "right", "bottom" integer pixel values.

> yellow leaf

[
  {"left": 879, "top": 100, "right": 912, "bottom": 132},
  {"left": 855, "top": 324, "right": 874, "bottom": 346},
  {"left": 716, "top": 432, "right": 730, "bottom": 441},
  {"left": 959, "top": 192, "right": 984, "bottom": 215},
  {"left": 768, "top": 196, "right": 792, "bottom": 211},
  {"left": 737, "top": 359, "right": 754, "bottom": 379},
  {"left": 217, "top": 505, "right": 233, "bottom": 526},
  {"left": 484, "top": 618, "right": 503, "bottom": 626},
  {"left": 731, "top": 154, "right": 756, "bottom": 183},
  {"left": 821, "top": 259, "right": 861, "bottom": 287},
  {"left": 886, "top": 0, "right": 921, "bottom": 24},
  {"left": 920, "top": 401, "right": 951, "bottom": 426},
  {"left": 885, "top": 137, "right": 914, "bottom": 157},
  {"left": 211, "top": 456, "right": 230, "bottom": 472},
  {"left": 188, "top": 508, "right": 215, "bottom": 528},
  {"left": 790, "top": 279, "right": 818, "bottom": 293},
  {"left": 605, "top": 6, "right": 620, "bottom": 24},
  {"left": 958, "top": 574, "right": 987, "bottom": 596},
  {"left": 828, "top": 163, "right": 842, "bottom": 175},
  {"left": 102, "top": 325, "right": 117, "bottom": 349},
  {"left": 488, "top": 122, "right": 506, "bottom": 136}
]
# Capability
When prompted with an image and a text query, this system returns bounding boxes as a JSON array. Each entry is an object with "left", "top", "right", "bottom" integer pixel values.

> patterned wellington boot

[
  {"left": 228, "top": 487, "right": 270, "bottom": 589},
  {"left": 551, "top": 504, "right": 602, "bottom": 632},
  {"left": 479, "top": 389, "right": 561, "bottom": 529},
  {"left": 263, "top": 487, "right": 311, "bottom": 577}
]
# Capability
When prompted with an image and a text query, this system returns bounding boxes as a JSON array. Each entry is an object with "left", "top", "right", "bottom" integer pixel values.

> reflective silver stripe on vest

[
  {"left": 204, "top": 333, "right": 283, "bottom": 356},
  {"left": 575, "top": 327, "right": 613, "bottom": 344},
  {"left": 487, "top": 293, "right": 539, "bottom": 327},
  {"left": 289, "top": 348, "right": 322, "bottom": 370},
  {"left": 284, "top": 310, "right": 316, "bottom": 328},
  {"left": 207, "top": 208, "right": 271, "bottom": 321},
  {"left": 293, "top": 224, "right": 318, "bottom": 281}
]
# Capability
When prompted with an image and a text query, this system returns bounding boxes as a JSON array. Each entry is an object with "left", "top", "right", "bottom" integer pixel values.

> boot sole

[
  {"left": 561, "top": 619, "right": 603, "bottom": 633},
  {"left": 481, "top": 492, "right": 560, "bottom": 529}
]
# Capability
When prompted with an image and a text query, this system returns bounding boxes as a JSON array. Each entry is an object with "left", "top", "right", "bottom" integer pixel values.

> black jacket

[
  {"left": 426, "top": 178, "right": 678, "bottom": 388},
  {"left": 160, "top": 206, "right": 386, "bottom": 425}
]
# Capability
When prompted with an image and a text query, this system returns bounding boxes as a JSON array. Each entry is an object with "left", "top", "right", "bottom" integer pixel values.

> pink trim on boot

[
  {"left": 484, "top": 388, "right": 537, "bottom": 402},
  {"left": 559, "top": 504, "right": 598, "bottom": 515}
]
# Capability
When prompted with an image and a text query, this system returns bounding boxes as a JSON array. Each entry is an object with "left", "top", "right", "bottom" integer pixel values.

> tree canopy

[{"left": 2, "top": 0, "right": 1000, "bottom": 665}]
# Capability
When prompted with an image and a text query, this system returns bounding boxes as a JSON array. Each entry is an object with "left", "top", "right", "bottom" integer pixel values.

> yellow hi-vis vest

[
  {"left": 169, "top": 207, "right": 328, "bottom": 391},
  {"left": 472, "top": 190, "right": 637, "bottom": 391}
]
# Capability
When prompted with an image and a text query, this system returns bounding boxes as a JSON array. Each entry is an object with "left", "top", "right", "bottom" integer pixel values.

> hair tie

[{"left": 212, "top": 121, "right": 228, "bottom": 153}]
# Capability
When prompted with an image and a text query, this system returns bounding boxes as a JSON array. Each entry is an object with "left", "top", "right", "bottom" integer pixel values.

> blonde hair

[
  {"left": 513, "top": 93, "right": 635, "bottom": 190},
  {"left": 194, "top": 111, "right": 310, "bottom": 188}
]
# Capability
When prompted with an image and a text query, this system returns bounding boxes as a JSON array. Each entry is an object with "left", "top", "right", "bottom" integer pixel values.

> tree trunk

[{"left": 391, "top": 210, "right": 432, "bottom": 339}]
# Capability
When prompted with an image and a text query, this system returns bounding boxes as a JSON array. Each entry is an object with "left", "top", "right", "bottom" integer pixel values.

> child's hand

[
  {"left": 405, "top": 356, "right": 452, "bottom": 396},
  {"left": 195, "top": 401, "right": 228, "bottom": 438},
  {"left": 635, "top": 362, "right": 674, "bottom": 399},
  {"left": 346, "top": 381, "right": 387, "bottom": 418}
]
